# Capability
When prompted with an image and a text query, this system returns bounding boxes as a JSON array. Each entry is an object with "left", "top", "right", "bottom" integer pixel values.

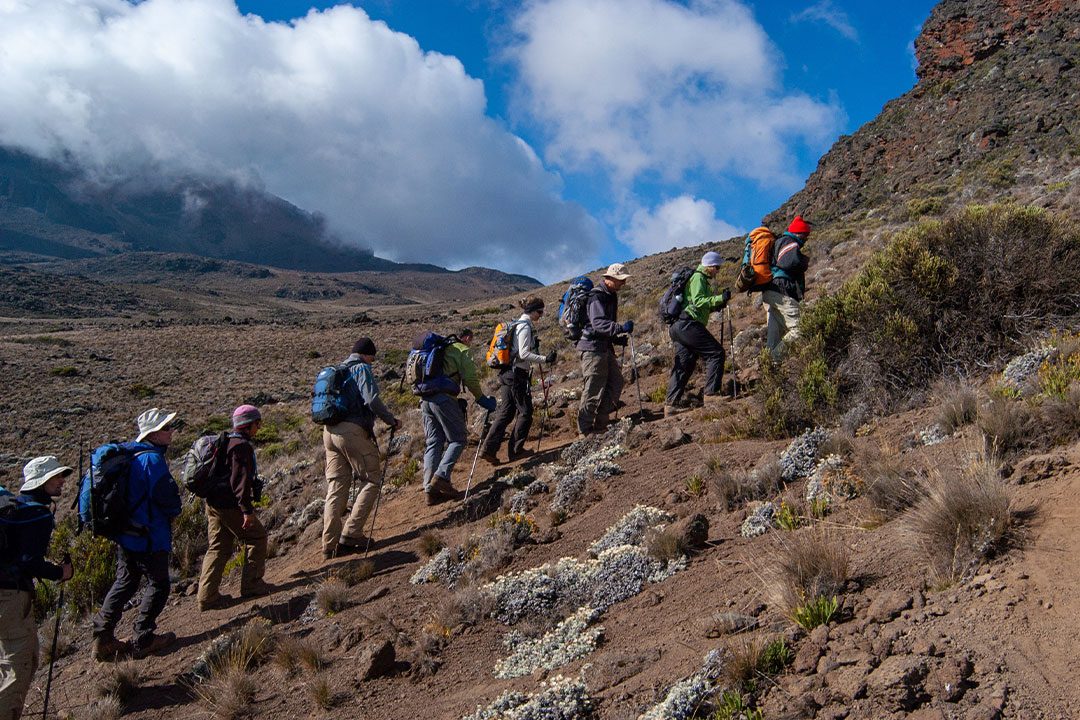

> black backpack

[
  {"left": 77, "top": 443, "right": 150, "bottom": 538},
  {"left": 0, "top": 488, "right": 49, "bottom": 566},
  {"left": 658, "top": 267, "right": 697, "bottom": 324}
]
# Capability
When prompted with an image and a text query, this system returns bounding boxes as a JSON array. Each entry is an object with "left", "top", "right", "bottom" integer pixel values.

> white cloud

[
  {"left": 506, "top": 0, "right": 843, "bottom": 188},
  {"left": 791, "top": 1, "right": 859, "bottom": 42},
  {"left": 625, "top": 196, "right": 740, "bottom": 256},
  {"left": 0, "top": 0, "right": 602, "bottom": 279}
]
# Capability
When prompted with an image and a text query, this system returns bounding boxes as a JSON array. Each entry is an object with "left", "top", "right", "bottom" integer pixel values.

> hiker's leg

[
  {"left": 420, "top": 400, "right": 446, "bottom": 492},
  {"left": 678, "top": 321, "right": 724, "bottom": 395},
  {"left": 340, "top": 424, "right": 382, "bottom": 543},
  {"left": 775, "top": 295, "right": 801, "bottom": 355},
  {"left": 597, "top": 349, "right": 624, "bottom": 425},
  {"left": 430, "top": 394, "right": 467, "bottom": 481},
  {"left": 197, "top": 505, "right": 236, "bottom": 605},
  {"left": 132, "top": 551, "right": 171, "bottom": 646},
  {"left": 236, "top": 514, "right": 268, "bottom": 593},
  {"left": 0, "top": 589, "right": 37, "bottom": 719},
  {"left": 481, "top": 371, "right": 516, "bottom": 456},
  {"left": 322, "top": 426, "right": 353, "bottom": 555},
  {"left": 508, "top": 369, "right": 533, "bottom": 456},
  {"left": 93, "top": 547, "right": 142, "bottom": 638},
  {"left": 666, "top": 321, "right": 697, "bottom": 405},
  {"left": 577, "top": 351, "right": 607, "bottom": 434}
]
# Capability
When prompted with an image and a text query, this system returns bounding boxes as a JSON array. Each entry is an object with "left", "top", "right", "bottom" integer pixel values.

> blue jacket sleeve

[{"left": 147, "top": 454, "right": 182, "bottom": 520}]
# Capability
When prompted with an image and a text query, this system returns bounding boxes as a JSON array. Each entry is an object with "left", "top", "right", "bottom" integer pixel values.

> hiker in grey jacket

[
  {"left": 481, "top": 296, "right": 556, "bottom": 464},
  {"left": 321, "top": 337, "right": 401, "bottom": 559},
  {"left": 577, "top": 263, "right": 632, "bottom": 435}
]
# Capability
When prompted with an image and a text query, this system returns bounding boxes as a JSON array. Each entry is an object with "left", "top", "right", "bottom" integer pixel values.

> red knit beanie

[{"left": 788, "top": 216, "right": 812, "bottom": 234}]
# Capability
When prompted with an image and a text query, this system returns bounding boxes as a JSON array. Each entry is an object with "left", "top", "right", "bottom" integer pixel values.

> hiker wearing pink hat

[{"left": 197, "top": 404, "right": 272, "bottom": 611}]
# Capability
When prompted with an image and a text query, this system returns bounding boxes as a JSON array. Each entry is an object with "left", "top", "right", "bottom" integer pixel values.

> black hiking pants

[
  {"left": 666, "top": 318, "right": 725, "bottom": 405},
  {"left": 481, "top": 368, "right": 533, "bottom": 459},
  {"left": 93, "top": 547, "right": 170, "bottom": 648}
]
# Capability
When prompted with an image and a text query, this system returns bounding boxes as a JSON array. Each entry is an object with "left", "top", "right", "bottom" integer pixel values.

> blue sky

[{"left": 0, "top": 0, "right": 937, "bottom": 280}]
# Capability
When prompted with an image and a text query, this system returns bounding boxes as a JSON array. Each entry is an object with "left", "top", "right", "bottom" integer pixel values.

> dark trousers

[
  {"left": 666, "top": 318, "right": 725, "bottom": 405},
  {"left": 93, "top": 547, "right": 170, "bottom": 648},
  {"left": 481, "top": 368, "right": 533, "bottom": 458}
]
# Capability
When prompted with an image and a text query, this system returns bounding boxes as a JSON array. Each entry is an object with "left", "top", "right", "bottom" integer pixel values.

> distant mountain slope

[{"left": 766, "top": 0, "right": 1079, "bottom": 231}]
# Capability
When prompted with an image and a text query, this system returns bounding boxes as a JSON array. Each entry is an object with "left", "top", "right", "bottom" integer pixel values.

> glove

[
  {"left": 720, "top": 289, "right": 732, "bottom": 305},
  {"left": 621, "top": 320, "right": 634, "bottom": 334},
  {"left": 545, "top": 350, "right": 557, "bottom": 364},
  {"left": 477, "top": 395, "right": 498, "bottom": 412}
]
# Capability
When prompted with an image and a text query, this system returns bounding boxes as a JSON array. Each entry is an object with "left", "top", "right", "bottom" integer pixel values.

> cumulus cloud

[
  {"left": 507, "top": 0, "right": 844, "bottom": 188},
  {"left": 0, "top": 0, "right": 601, "bottom": 279},
  {"left": 791, "top": 1, "right": 859, "bottom": 42},
  {"left": 625, "top": 196, "right": 741, "bottom": 257}
]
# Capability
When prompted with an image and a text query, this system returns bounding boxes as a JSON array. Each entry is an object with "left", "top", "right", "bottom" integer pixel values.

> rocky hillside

[{"left": 766, "top": 0, "right": 1079, "bottom": 233}]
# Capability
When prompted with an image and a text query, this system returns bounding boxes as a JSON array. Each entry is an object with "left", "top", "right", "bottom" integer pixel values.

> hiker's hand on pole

[
  {"left": 544, "top": 350, "right": 557, "bottom": 364},
  {"left": 391, "top": 418, "right": 403, "bottom": 430},
  {"left": 61, "top": 554, "right": 74, "bottom": 581},
  {"left": 242, "top": 512, "right": 255, "bottom": 530},
  {"left": 720, "top": 288, "right": 732, "bottom": 304},
  {"left": 621, "top": 320, "right": 634, "bottom": 334}
]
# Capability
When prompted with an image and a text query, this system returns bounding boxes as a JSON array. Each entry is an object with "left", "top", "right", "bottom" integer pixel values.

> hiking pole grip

[{"left": 363, "top": 426, "right": 396, "bottom": 558}]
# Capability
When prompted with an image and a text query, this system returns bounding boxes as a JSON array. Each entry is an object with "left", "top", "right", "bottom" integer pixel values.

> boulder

[
  {"left": 866, "top": 655, "right": 928, "bottom": 710},
  {"left": 661, "top": 427, "right": 691, "bottom": 450},
  {"left": 668, "top": 513, "right": 709, "bottom": 549},
  {"left": 358, "top": 639, "right": 396, "bottom": 681},
  {"left": 926, "top": 656, "right": 972, "bottom": 702},
  {"left": 866, "top": 591, "right": 913, "bottom": 624},
  {"left": 1011, "top": 452, "right": 1069, "bottom": 484}
]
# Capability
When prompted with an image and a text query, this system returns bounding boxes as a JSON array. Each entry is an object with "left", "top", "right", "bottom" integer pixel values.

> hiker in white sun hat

[
  {"left": 91, "top": 408, "right": 182, "bottom": 661},
  {"left": 1, "top": 457, "right": 73, "bottom": 719},
  {"left": 575, "top": 262, "right": 634, "bottom": 435}
]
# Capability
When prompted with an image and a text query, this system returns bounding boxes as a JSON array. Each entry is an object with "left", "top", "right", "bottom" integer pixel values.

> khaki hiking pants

[
  {"left": 761, "top": 289, "right": 801, "bottom": 360},
  {"left": 0, "top": 589, "right": 37, "bottom": 720},
  {"left": 198, "top": 505, "right": 268, "bottom": 604},
  {"left": 322, "top": 421, "right": 381, "bottom": 555},
  {"left": 577, "top": 349, "right": 624, "bottom": 434}
]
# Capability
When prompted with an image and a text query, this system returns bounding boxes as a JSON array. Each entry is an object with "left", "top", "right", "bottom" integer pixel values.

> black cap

[{"left": 352, "top": 337, "right": 377, "bottom": 356}]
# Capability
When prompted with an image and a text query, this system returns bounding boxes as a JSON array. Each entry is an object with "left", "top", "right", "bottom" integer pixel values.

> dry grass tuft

[
  {"left": 418, "top": 531, "right": 445, "bottom": 558},
  {"left": 315, "top": 577, "right": 351, "bottom": 615},
  {"left": 273, "top": 634, "right": 325, "bottom": 677},
  {"left": 817, "top": 431, "right": 855, "bottom": 459},
  {"left": 935, "top": 380, "right": 979, "bottom": 434},
  {"left": 80, "top": 695, "right": 123, "bottom": 720},
  {"left": 96, "top": 660, "right": 142, "bottom": 704},
  {"left": 645, "top": 527, "right": 688, "bottom": 564},
  {"left": 1038, "top": 385, "right": 1080, "bottom": 446},
  {"left": 196, "top": 667, "right": 257, "bottom": 719},
  {"left": 438, "top": 586, "right": 495, "bottom": 631},
  {"left": 307, "top": 677, "right": 335, "bottom": 710},
  {"left": 906, "top": 462, "right": 1011, "bottom": 585},
  {"left": 978, "top": 396, "right": 1036, "bottom": 461},
  {"left": 763, "top": 528, "right": 850, "bottom": 619},
  {"left": 332, "top": 559, "right": 375, "bottom": 587},
  {"left": 706, "top": 455, "right": 782, "bottom": 512},
  {"left": 857, "top": 446, "right": 922, "bottom": 521}
]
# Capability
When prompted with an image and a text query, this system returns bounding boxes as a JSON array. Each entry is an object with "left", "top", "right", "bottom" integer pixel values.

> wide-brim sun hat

[
  {"left": 21, "top": 455, "right": 73, "bottom": 493},
  {"left": 136, "top": 408, "right": 178, "bottom": 442},
  {"left": 604, "top": 262, "right": 631, "bottom": 281}
]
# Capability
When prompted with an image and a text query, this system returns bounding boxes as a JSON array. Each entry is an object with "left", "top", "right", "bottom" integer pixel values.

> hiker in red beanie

[{"left": 762, "top": 216, "right": 812, "bottom": 359}]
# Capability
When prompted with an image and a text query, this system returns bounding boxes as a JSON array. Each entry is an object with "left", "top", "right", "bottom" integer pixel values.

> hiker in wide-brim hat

[
  {"left": 1, "top": 457, "right": 74, "bottom": 719},
  {"left": 576, "top": 263, "right": 633, "bottom": 436}
]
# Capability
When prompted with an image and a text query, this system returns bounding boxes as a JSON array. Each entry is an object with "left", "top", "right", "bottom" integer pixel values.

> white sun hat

[
  {"left": 136, "top": 408, "right": 178, "bottom": 442},
  {"left": 21, "top": 455, "right": 73, "bottom": 492}
]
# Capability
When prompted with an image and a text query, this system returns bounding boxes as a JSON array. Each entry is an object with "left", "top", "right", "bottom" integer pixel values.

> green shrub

[
  {"left": 47, "top": 515, "right": 115, "bottom": 617},
  {"left": 775, "top": 501, "right": 803, "bottom": 531},
  {"left": 172, "top": 499, "right": 208, "bottom": 577},
  {"left": 684, "top": 474, "right": 706, "bottom": 497},
  {"left": 906, "top": 197, "right": 944, "bottom": 218},
  {"left": 128, "top": 383, "right": 156, "bottom": 399},
  {"left": 49, "top": 366, "right": 78, "bottom": 377},
  {"left": 790, "top": 595, "right": 839, "bottom": 630},
  {"left": 709, "top": 690, "right": 763, "bottom": 720}
]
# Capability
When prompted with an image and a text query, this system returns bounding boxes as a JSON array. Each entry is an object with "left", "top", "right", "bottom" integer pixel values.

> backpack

[
  {"left": 311, "top": 360, "right": 364, "bottom": 425},
  {"left": 406, "top": 332, "right": 461, "bottom": 397},
  {"left": 658, "top": 267, "right": 697, "bottom": 324},
  {"left": 77, "top": 443, "right": 149, "bottom": 539},
  {"left": 0, "top": 488, "right": 49, "bottom": 566},
  {"left": 736, "top": 227, "right": 776, "bottom": 292},
  {"left": 179, "top": 432, "right": 230, "bottom": 498},
  {"left": 485, "top": 320, "right": 522, "bottom": 369},
  {"left": 558, "top": 276, "right": 594, "bottom": 341}
]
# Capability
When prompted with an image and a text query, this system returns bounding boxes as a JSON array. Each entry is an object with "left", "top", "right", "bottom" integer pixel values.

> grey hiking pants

[
  {"left": 577, "top": 349, "right": 624, "bottom": 434},
  {"left": 421, "top": 393, "right": 468, "bottom": 489}
]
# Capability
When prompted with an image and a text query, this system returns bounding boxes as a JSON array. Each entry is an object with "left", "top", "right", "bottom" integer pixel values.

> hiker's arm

[
  {"left": 16, "top": 513, "right": 63, "bottom": 581},
  {"left": 587, "top": 294, "right": 621, "bottom": 338},
  {"left": 230, "top": 443, "right": 257, "bottom": 515},
  {"left": 455, "top": 349, "right": 485, "bottom": 399},
  {"left": 684, "top": 272, "right": 726, "bottom": 315},
  {"left": 356, "top": 365, "right": 399, "bottom": 427},
  {"left": 514, "top": 322, "right": 546, "bottom": 364}
]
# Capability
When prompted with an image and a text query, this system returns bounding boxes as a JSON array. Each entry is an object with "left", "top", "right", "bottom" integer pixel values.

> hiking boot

[
  {"left": 240, "top": 580, "right": 275, "bottom": 598},
  {"left": 508, "top": 449, "right": 533, "bottom": 462},
  {"left": 133, "top": 632, "right": 176, "bottom": 659},
  {"left": 198, "top": 594, "right": 229, "bottom": 612},
  {"left": 480, "top": 452, "right": 501, "bottom": 466},
  {"left": 92, "top": 634, "right": 131, "bottom": 662},
  {"left": 431, "top": 476, "right": 463, "bottom": 501},
  {"left": 333, "top": 541, "right": 364, "bottom": 558},
  {"left": 425, "top": 489, "right": 447, "bottom": 506},
  {"left": 664, "top": 405, "right": 687, "bottom": 418}
]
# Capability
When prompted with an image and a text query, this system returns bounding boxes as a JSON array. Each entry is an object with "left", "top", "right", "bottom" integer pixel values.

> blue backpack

[
  {"left": 311, "top": 360, "right": 364, "bottom": 425},
  {"left": 405, "top": 332, "right": 460, "bottom": 397},
  {"left": 78, "top": 443, "right": 149, "bottom": 539},
  {"left": 558, "top": 276, "right": 594, "bottom": 341}
]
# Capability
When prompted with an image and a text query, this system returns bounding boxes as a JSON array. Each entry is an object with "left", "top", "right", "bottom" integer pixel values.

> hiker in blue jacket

[
  {"left": 0, "top": 457, "right": 73, "bottom": 720},
  {"left": 91, "top": 408, "right": 182, "bottom": 661}
]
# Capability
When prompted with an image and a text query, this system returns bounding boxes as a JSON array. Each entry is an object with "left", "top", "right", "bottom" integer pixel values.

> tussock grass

[
  {"left": 1039, "top": 386, "right": 1080, "bottom": 445},
  {"left": 906, "top": 462, "right": 1011, "bottom": 584},
  {"left": 857, "top": 447, "right": 921, "bottom": 521},
  {"left": 722, "top": 636, "right": 793, "bottom": 694},
  {"left": 307, "top": 677, "right": 335, "bottom": 710},
  {"left": 706, "top": 456, "right": 782, "bottom": 512},
  {"left": 315, "top": 577, "right": 350, "bottom": 616},
  {"left": 763, "top": 528, "right": 849, "bottom": 623},
  {"left": 935, "top": 380, "right": 978, "bottom": 434},
  {"left": 196, "top": 668, "right": 257, "bottom": 719},
  {"left": 418, "top": 530, "right": 445, "bottom": 557},
  {"left": 79, "top": 695, "right": 123, "bottom": 720},
  {"left": 273, "top": 635, "right": 325, "bottom": 677},
  {"left": 97, "top": 660, "right": 142, "bottom": 704},
  {"left": 978, "top": 396, "right": 1036, "bottom": 461},
  {"left": 332, "top": 559, "right": 374, "bottom": 587},
  {"left": 645, "top": 527, "right": 688, "bottom": 564}
]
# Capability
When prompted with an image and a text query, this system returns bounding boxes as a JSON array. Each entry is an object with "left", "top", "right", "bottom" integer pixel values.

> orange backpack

[
  {"left": 736, "top": 226, "right": 776, "bottom": 292},
  {"left": 485, "top": 320, "right": 520, "bottom": 369}
]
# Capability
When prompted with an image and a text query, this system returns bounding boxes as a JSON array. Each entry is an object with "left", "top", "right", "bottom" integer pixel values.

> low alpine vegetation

[
  {"left": 418, "top": 530, "right": 445, "bottom": 557},
  {"left": 315, "top": 577, "right": 350, "bottom": 615},
  {"left": 96, "top": 660, "right": 142, "bottom": 705},
  {"left": 763, "top": 528, "right": 849, "bottom": 626},
  {"left": 935, "top": 379, "right": 978, "bottom": 434}
]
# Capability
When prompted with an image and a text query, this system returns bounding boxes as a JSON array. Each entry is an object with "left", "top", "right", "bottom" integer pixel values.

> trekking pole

[
  {"left": 628, "top": 334, "right": 645, "bottom": 421},
  {"left": 535, "top": 364, "right": 550, "bottom": 454},
  {"left": 464, "top": 410, "right": 492, "bottom": 503},
  {"left": 363, "top": 426, "right": 396, "bottom": 558},
  {"left": 727, "top": 306, "right": 738, "bottom": 399},
  {"left": 45, "top": 438, "right": 80, "bottom": 720}
]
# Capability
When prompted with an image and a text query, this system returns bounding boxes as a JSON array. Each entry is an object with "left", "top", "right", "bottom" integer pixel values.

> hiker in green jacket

[
  {"left": 422, "top": 329, "right": 496, "bottom": 504},
  {"left": 665, "top": 252, "right": 731, "bottom": 416}
]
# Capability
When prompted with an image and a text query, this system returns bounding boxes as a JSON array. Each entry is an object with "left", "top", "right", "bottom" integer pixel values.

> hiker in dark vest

[
  {"left": 0, "top": 457, "right": 73, "bottom": 719},
  {"left": 665, "top": 252, "right": 732, "bottom": 416},
  {"left": 480, "top": 296, "right": 556, "bottom": 464},
  {"left": 422, "top": 329, "right": 497, "bottom": 504},
  {"left": 92, "top": 408, "right": 183, "bottom": 661},
  {"left": 576, "top": 263, "right": 632, "bottom": 436},
  {"left": 321, "top": 338, "right": 401, "bottom": 559},
  {"left": 762, "top": 216, "right": 811, "bottom": 359},
  {"left": 197, "top": 405, "right": 272, "bottom": 611}
]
